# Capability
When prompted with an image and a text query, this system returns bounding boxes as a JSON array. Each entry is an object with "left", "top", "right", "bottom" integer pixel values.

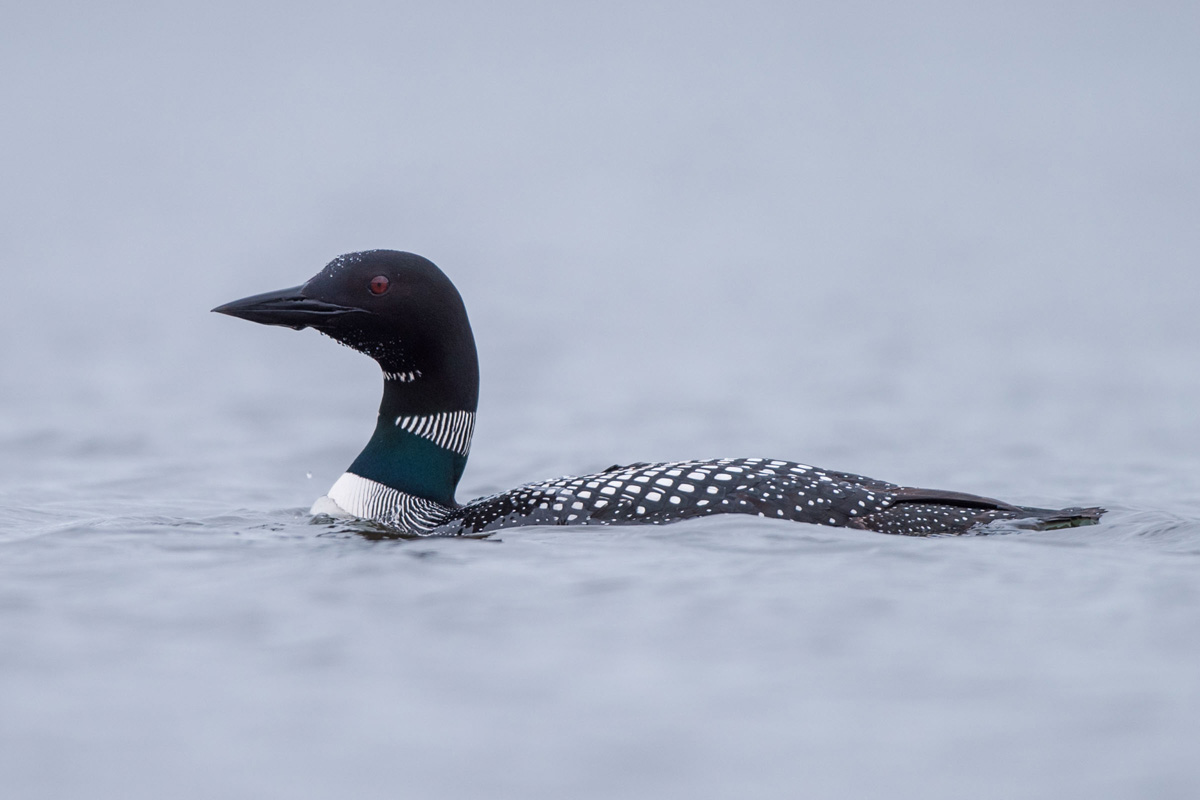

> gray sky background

[{"left": 2, "top": 1, "right": 1197, "bottom": 490}]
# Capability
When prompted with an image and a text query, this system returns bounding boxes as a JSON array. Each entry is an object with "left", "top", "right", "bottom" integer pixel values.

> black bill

[{"left": 212, "top": 285, "right": 366, "bottom": 330}]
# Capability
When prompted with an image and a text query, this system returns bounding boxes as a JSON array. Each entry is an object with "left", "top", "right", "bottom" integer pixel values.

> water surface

[{"left": 3, "top": 2, "right": 1199, "bottom": 798}]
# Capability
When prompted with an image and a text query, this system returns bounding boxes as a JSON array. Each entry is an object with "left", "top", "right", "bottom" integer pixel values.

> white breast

[{"left": 312, "top": 471, "right": 451, "bottom": 534}]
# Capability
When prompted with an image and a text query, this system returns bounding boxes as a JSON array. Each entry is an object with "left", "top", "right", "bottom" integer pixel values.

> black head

[{"left": 214, "top": 250, "right": 478, "bottom": 412}]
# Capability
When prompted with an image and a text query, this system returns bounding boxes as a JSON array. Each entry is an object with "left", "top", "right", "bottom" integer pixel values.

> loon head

[
  {"left": 214, "top": 250, "right": 480, "bottom": 509},
  {"left": 213, "top": 250, "right": 479, "bottom": 413}
]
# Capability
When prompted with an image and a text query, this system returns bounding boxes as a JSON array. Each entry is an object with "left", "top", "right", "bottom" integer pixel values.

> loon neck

[{"left": 345, "top": 375, "right": 477, "bottom": 507}]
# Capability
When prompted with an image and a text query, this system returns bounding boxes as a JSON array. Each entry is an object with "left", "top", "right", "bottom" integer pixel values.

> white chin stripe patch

[{"left": 394, "top": 410, "right": 475, "bottom": 456}]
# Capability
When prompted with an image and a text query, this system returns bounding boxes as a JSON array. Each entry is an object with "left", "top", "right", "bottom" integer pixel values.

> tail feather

[
  {"left": 1007, "top": 505, "right": 1106, "bottom": 530},
  {"left": 857, "top": 485, "right": 1106, "bottom": 535}
]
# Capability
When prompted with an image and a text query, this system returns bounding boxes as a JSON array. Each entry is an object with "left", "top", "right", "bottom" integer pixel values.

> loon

[{"left": 213, "top": 250, "right": 1104, "bottom": 537}]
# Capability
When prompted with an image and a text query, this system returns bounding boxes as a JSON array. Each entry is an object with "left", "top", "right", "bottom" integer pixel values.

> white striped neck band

[{"left": 394, "top": 410, "right": 475, "bottom": 456}]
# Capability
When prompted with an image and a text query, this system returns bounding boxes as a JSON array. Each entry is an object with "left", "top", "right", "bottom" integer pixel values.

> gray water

[{"left": 3, "top": 2, "right": 1199, "bottom": 798}]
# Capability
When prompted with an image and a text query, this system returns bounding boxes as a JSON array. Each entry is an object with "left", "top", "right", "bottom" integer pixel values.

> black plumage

[
  {"left": 438, "top": 458, "right": 1101, "bottom": 536},
  {"left": 214, "top": 250, "right": 1104, "bottom": 537}
]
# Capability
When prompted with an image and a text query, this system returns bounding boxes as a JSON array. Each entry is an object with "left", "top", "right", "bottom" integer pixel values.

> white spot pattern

[{"left": 317, "top": 458, "right": 1101, "bottom": 538}]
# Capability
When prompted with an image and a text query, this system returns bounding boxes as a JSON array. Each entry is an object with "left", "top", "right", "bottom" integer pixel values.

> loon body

[{"left": 214, "top": 250, "right": 1103, "bottom": 537}]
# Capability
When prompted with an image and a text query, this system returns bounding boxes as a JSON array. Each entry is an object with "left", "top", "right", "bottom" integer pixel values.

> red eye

[{"left": 369, "top": 275, "right": 390, "bottom": 295}]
